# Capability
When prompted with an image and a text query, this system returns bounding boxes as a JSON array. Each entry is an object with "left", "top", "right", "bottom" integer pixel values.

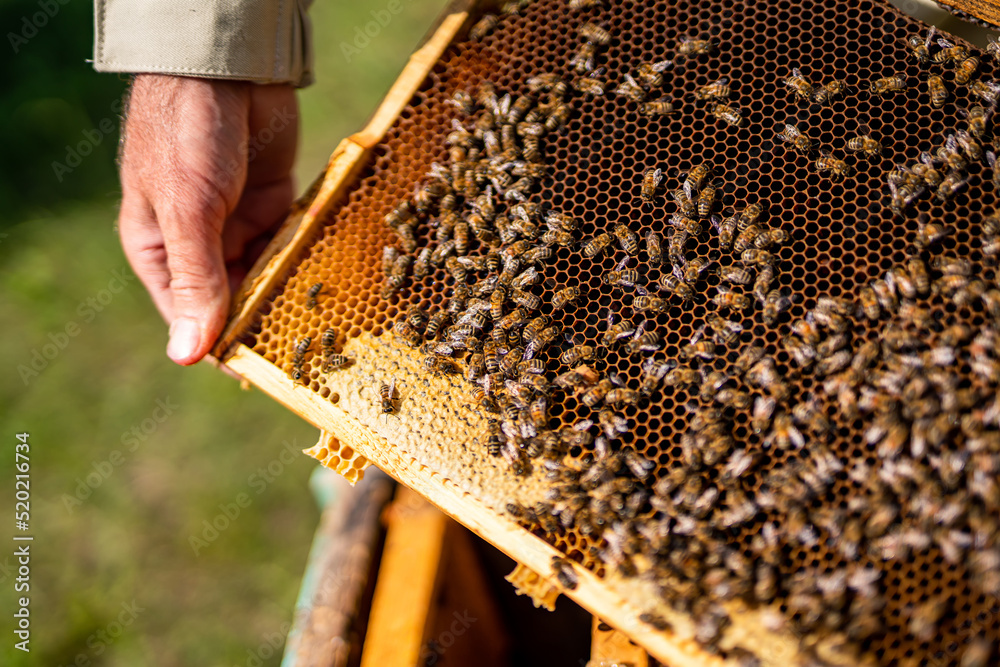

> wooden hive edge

[
  {"left": 222, "top": 342, "right": 726, "bottom": 667},
  {"left": 212, "top": 3, "right": 477, "bottom": 357}
]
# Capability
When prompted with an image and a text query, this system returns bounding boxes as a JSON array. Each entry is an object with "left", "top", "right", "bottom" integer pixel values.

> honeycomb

[
  {"left": 303, "top": 430, "right": 371, "bottom": 485},
  {"left": 227, "top": 0, "right": 1000, "bottom": 664}
]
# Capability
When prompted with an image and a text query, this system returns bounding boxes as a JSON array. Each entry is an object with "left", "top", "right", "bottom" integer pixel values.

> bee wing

[
  {"left": 709, "top": 214, "right": 723, "bottom": 232},
  {"left": 652, "top": 59, "right": 673, "bottom": 72},
  {"left": 988, "top": 150, "right": 997, "bottom": 168},
  {"left": 713, "top": 76, "right": 729, "bottom": 85},
  {"left": 925, "top": 26, "right": 937, "bottom": 47},
  {"left": 936, "top": 37, "right": 955, "bottom": 49}
]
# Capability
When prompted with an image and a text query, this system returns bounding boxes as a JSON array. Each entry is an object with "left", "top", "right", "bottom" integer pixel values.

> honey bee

[
  {"left": 640, "top": 167, "right": 664, "bottom": 203},
  {"left": 662, "top": 366, "right": 697, "bottom": 391},
  {"left": 967, "top": 105, "right": 991, "bottom": 140},
  {"left": 746, "top": 358, "right": 789, "bottom": 400},
  {"left": 709, "top": 314, "right": 745, "bottom": 347},
  {"left": 754, "top": 228, "right": 788, "bottom": 251},
  {"left": 582, "top": 232, "right": 614, "bottom": 258},
  {"left": 925, "top": 74, "right": 948, "bottom": 108},
  {"left": 633, "top": 295, "right": 669, "bottom": 314},
  {"left": 578, "top": 379, "right": 612, "bottom": 408},
  {"left": 605, "top": 388, "right": 639, "bottom": 405},
  {"left": 762, "top": 288, "right": 791, "bottom": 324},
  {"left": 570, "top": 41, "right": 598, "bottom": 73},
  {"left": 935, "top": 171, "right": 969, "bottom": 202},
  {"left": 955, "top": 56, "right": 980, "bottom": 85},
  {"left": 659, "top": 274, "right": 696, "bottom": 301},
  {"left": 709, "top": 102, "right": 743, "bottom": 127},
  {"left": 383, "top": 200, "right": 415, "bottom": 229},
  {"left": 814, "top": 151, "right": 853, "bottom": 180},
  {"left": 554, "top": 364, "right": 599, "bottom": 391},
  {"left": 908, "top": 597, "right": 946, "bottom": 642},
  {"left": 670, "top": 189, "right": 697, "bottom": 220},
  {"left": 628, "top": 60, "right": 669, "bottom": 90},
  {"left": 644, "top": 230, "right": 663, "bottom": 267},
  {"left": 713, "top": 287, "right": 750, "bottom": 311},
  {"left": 812, "top": 79, "right": 848, "bottom": 106},
  {"left": 695, "top": 77, "right": 730, "bottom": 101},
  {"left": 715, "top": 264, "right": 752, "bottom": 286},
  {"left": 424, "top": 311, "right": 450, "bottom": 339},
  {"left": 551, "top": 556, "right": 579, "bottom": 590},
  {"left": 741, "top": 249, "right": 774, "bottom": 266},
  {"left": 847, "top": 128, "right": 883, "bottom": 158},
  {"left": 971, "top": 79, "right": 1000, "bottom": 106},
  {"left": 560, "top": 344, "right": 596, "bottom": 366},
  {"left": 960, "top": 638, "right": 995, "bottom": 667},
  {"left": 393, "top": 320, "right": 422, "bottom": 348},
  {"left": 934, "top": 37, "right": 968, "bottom": 64},
  {"left": 751, "top": 395, "right": 777, "bottom": 435},
  {"left": 305, "top": 282, "right": 323, "bottom": 309},
  {"left": 670, "top": 213, "right": 702, "bottom": 235},
  {"left": 682, "top": 339, "right": 716, "bottom": 360},
  {"left": 524, "top": 324, "right": 560, "bottom": 359},
  {"left": 628, "top": 330, "right": 662, "bottom": 354},
  {"left": 579, "top": 21, "right": 611, "bottom": 45},
  {"left": 322, "top": 353, "right": 352, "bottom": 373},
  {"left": 603, "top": 269, "right": 643, "bottom": 290},
  {"left": 615, "top": 73, "right": 647, "bottom": 103},
  {"left": 777, "top": 123, "right": 813, "bottom": 154},
  {"left": 641, "top": 99, "right": 675, "bottom": 116},
  {"left": 640, "top": 358, "right": 672, "bottom": 395},
  {"left": 767, "top": 411, "right": 805, "bottom": 450},
  {"left": 733, "top": 224, "right": 763, "bottom": 253},
  {"left": 697, "top": 183, "right": 719, "bottom": 218},
  {"left": 677, "top": 36, "right": 715, "bottom": 56},
  {"left": 540, "top": 229, "right": 574, "bottom": 246},
  {"left": 783, "top": 67, "right": 814, "bottom": 100},
  {"left": 378, "top": 380, "right": 397, "bottom": 414},
  {"left": 716, "top": 387, "right": 753, "bottom": 409},
  {"left": 573, "top": 75, "right": 607, "bottom": 96},
  {"left": 716, "top": 212, "right": 740, "bottom": 250},
  {"left": 907, "top": 28, "right": 935, "bottom": 63},
  {"left": 552, "top": 286, "right": 582, "bottom": 310},
  {"left": 682, "top": 163, "right": 712, "bottom": 198},
  {"left": 612, "top": 224, "right": 639, "bottom": 255},
  {"left": 870, "top": 76, "right": 907, "bottom": 97}
]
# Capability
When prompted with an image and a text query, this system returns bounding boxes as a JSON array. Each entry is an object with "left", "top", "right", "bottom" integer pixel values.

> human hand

[{"left": 117, "top": 74, "right": 298, "bottom": 365}]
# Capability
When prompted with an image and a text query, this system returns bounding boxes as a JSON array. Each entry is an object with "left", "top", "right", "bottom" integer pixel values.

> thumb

[{"left": 160, "top": 193, "right": 231, "bottom": 365}]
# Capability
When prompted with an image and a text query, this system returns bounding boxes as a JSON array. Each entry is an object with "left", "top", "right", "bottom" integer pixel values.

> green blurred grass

[{"left": 1, "top": 1, "right": 447, "bottom": 665}]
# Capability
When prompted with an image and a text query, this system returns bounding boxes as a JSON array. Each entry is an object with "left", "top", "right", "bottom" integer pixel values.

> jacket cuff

[{"left": 93, "top": 0, "right": 314, "bottom": 88}]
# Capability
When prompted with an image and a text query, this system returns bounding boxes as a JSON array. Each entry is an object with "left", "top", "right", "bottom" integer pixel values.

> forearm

[{"left": 94, "top": 0, "right": 314, "bottom": 87}]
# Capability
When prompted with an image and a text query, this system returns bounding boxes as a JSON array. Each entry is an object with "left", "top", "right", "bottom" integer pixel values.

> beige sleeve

[{"left": 93, "top": 0, "right": 314, "bottom": 87}]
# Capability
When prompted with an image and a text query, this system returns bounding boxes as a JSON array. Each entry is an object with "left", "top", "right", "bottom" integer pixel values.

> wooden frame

[{"left": 210, "top": 3, "right": 808, "bottom": 665}]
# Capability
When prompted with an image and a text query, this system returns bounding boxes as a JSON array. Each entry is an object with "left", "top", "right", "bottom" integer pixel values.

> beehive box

[{"left": 211, "top": 0, "right": 1000, "bottom": 664}]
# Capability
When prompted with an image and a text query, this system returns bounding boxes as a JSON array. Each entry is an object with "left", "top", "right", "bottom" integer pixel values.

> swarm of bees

[
  {"left": 892, "top": 27, "right": 1000, "bottom": 213},
  {"left": 341, "top": 6, "right": 1000, "bottom": 666}
]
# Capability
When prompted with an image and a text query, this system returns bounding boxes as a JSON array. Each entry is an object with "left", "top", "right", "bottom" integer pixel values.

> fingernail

[{"left": 167, "top": 317, "right": 201, "bottom": 363}]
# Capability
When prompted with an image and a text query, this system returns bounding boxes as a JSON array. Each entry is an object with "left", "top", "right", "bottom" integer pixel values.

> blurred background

[{"left": 0, "top": 1, "right": 447, "bottom": 665}]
